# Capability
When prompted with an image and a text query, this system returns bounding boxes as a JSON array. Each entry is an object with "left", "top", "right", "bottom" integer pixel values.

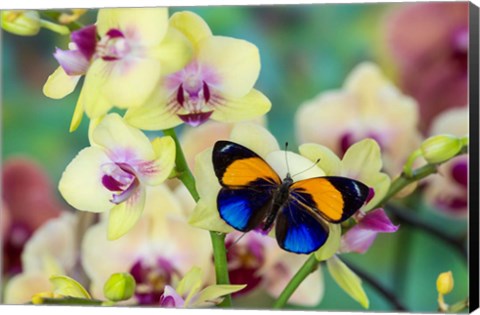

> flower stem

[
  {"left": 272, "top": 254, "right": 318, "bottom": 309},
  {"left": 163, "top": 128, "right": 232, "bottom": 307},
  {"left": 372, "top": 145, "right": 468, "bottom": 209},
  {"left": 447, "top": 298, "right": 469, "bottom": 313}
]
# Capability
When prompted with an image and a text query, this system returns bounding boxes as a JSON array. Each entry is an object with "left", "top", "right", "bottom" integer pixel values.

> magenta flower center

[
  {"left": 97, "top": 29, "right": 131, "bottom": 61},
  {"left": 101, "top": 162, "right": 139, "bottom": 204},
  {"left": 130, "top": 258, "right": 179, "bottom": 305}
]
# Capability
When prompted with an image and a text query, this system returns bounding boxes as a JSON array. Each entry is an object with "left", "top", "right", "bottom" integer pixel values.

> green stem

[
  {"left": 39, "top": 19, "right": 70, "bottom": 35},
  {"left": 163, "top": 128, "right": 232, "bottom": 307},
  {"left": 40, "top": 10, "right": 84, "bottom": 32},
  {"left": 272, "top": 254, "right": 318, "bottom": 309},
  {"left": 372, "top": 145, "right": 468, "bottom": 209}
]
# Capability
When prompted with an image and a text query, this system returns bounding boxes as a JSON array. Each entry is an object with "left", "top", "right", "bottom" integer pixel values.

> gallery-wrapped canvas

[{"left": 1, "top": 2, "right": 478, "bottom": 313}]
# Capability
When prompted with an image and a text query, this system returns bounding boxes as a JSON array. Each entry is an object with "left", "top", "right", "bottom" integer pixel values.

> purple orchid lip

[
  {"left": 178, "top": 111, "right": 214, "bottom": 127},
  {"left": 450, "top": 159, "right": 468, "bottom": 188},
  {"left": 71, "top": 25, "right": 97, "bottom": 61},
  {"left": 54, "top": 48, "right": 90, "bottom": 76}
]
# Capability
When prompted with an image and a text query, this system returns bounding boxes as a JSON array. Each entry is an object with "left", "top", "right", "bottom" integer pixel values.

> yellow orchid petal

[
  {"left": 194, "top": 284, "right": 247, "bottom": 307},
  {"left": 266, "top": 150, "right": 325, "bottom": 181},
  {"left": 170, "top": 11, "right": 212, "bottom": 49},
  {"left": 3, "top": 272, "right": 52, "bottom": 304},
  {"left": 138, "top": 136, "right": 175, "bottom": 186},
  {"left": 43, "top": 66, "right": 80, "bottom": 99},
  {"left": 97, "top": 8, "right": 168, "bottom": 46},
  {"left": 58, "top": 147, "right": 114, "bottom": 213},
  {"left": 298, "top": 143, "right": 342, "bottom": 176},
  {"left": 197, "top": 36, "right": 260, "bottom": 98},
  {"left": 341, "top": 139, "right": 383, "bottom": 180},
  {"left": 50, "top": 275, "right": 91, "bottom": 299},
  {"left": 230, "top": 123, "right": 280, "bottom": 159},
  {"left": 314, "top": 223, "right": 341, "bottom": 261},
  {"left": 124, "top": 84, "right": 182, "bottom": 130},
  {"left": 177, "top": 267, "right": 203, "bottom": 305},
  {"left": 363, "top": 173, "right": 391, "bottom": 212},
  {"left": 149, "top": 26, "right": 193, "bottom": 75},
  {"left": 188, "top": 199, "right": 232, "bottom": 234},
  {"left": 87, "top": 115, "right": 104, "bottom": 146},
  {"left": 194, "top": 148, "right": 220, "bottom": 203},
  {"left": 69, "top": 88, "right": 85, "bottom": 132},
  {"left": 102, "top": 58, "right": 162, "bottom": 109},
  {"left": 82, "top": 60, "right": 112, "bottom": 118},
  {"left": 211, "top": 89, "right": 271, "bottom": 123},
  {"left": 92, "top": 113, "right": 155, "bottom": 160},
  {"left": 107, "top": 186, "right": 146, "bottom": 240},
  {"left": 327, "top": 255, "right": 369, "bottom": 309}
]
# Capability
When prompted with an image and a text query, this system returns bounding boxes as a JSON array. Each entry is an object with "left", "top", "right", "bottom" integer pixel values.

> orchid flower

[
  {"left": 125, "top": 11, "right": 271, "bottom": 129},
  {"left": 295, "top": 62, "right": 422, "bottom": 175},
  {"left": 81, "top": 185, "right": 212, "bottom": 305},
  {"left": 43, "top": 8, "right": 192, "bottom": 131},
  {"left": 58, "top": 113, "right": 175, "bottom": 240},
  {"left": 159, "top": 266, "right": 245, "bottom": 308}
]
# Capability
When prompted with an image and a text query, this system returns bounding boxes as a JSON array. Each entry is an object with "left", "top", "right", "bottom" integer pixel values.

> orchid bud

[
  {"left": 104, "top": 273, "right": 136, "bottom": 302},
  {"left": 421, "top": 135, "right": 463, "bottom": 164},
  {"left": 436, "top": 271, "right": 454, "bottom": 295},
  {"left": 1, "top": 11, "right": 40, "bottom": 36}
]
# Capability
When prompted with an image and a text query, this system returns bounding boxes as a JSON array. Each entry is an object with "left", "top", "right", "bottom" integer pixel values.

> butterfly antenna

[
  {"left": 226, "top": 232, "right": 248, "bottom": 253},
  {"left": 285, "top": 142, "right": 291, "bottom": 175},
  {"left": 291, "top": 158, "right": 321, "bottom": 179}
]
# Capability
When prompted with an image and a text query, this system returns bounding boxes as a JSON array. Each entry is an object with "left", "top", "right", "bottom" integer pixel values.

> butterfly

[{"left": 212, "top": 140, "right": 370, "bottom": 254}]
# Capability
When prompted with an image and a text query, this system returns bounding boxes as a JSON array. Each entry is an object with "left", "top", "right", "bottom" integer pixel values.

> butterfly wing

[
  {"left": 213, "top": 141, "right": 282, "bottom": 232},
  {"left": 275, "top": 197, "right": 329, "bottom": 254},
  {"left": 290, "top": 176, "right": 370, "bottom": 223}
]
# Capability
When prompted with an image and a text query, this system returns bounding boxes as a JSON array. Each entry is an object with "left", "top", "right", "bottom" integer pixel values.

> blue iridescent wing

[
  {"left": 275, "top": 196, "right": 329, "bottom": 254},
  {"left": 213, "top": 141, "right": 282, "bottom": 232}
]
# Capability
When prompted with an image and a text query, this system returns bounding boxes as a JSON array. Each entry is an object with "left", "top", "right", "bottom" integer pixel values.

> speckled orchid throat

[{"left": 166, "top": 62, "right": 225, "bottom": 127}]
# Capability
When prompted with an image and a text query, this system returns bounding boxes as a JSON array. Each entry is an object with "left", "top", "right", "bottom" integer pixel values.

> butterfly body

[{"left": 212, "top": 140, "right": 369, "bottom": 254}]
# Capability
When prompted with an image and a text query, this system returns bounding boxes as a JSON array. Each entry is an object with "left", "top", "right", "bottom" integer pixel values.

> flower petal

[
  {"left": 360, "top": 208, "right": 399, "bottom": 232},
  {"left": 70, "top": 24, "right": 97, "bottom": 61},
  {"left": 266, "top": 150, "right": 325, "bottom": 181},
  {"left": 197, "top": 36, "right": 260, "bottom": 98},
  {"left": 92, "top": 113, "right": 155, "bottom": 161},
  {"left": 211, "top": 89, "right": 271, "bottom": 123},
  {"left": 327, "top": 255, "right": 369, "bottom": 309},
  {"left": 43, "top": 66, "right": 80, "bottom": 99},
  {"left": 149, "top": 26, "right": 193, "bottom": 76},
  {"left": 176, "top": 266, "right": 203, "bottom": 304},
  {"left": 137, "top": 136, "right": 175, "bottom": 186},
  {"left": 189, "top": 197, "right": 232, "bottom": 234},
  {"left": 50, "top": 275, "right": 91, "bottom": 299},
  {"left": 123, "top": 84, "right": 183, "bottom": 130},
  {"left": 314, "top": 223, "right": 341, "bottom": 261},
  {"left": 101, "top": 58, "right": 162, "bottom": 109},
  {"left": 69, "top": 88, "right": 85, "bottom": 132},
  {"left": 160, "top": 285, "right": 185, "bottom": 307},
  {"left": 96, "top": 8, "right": 168, "bottom": 46},
  {"left": 3, "top": 272, "right": 51, "bottom": 304},
  {"left": 170, "top": 11, "right": 212, "bottom": 49},
  {"left": 298, "top": 143, "right": 342, "bottom": 176},
  {"left": 340, "top": 227, "right": 378, "bottom": 254},
  {"left": 22, "top": 213, "right": 77, "bottom": 274},
  {"left": 53, "top": 48, "right": 90, "bottom": 76},
  {"left": 230, "top": 123, "right": 280, "bottom": 159},
  {"left": 58, "top": 147, "right": 113, "bottom": 213},
  {"left": 341, "top": 139, "right": 383, "bottom": 180},
  {"left": 82, "top": 60, "right": 112, "bottom": 118},
  {"left": 107, "top": 185, "right": 146, "bottom": 240},
  {"left": 195, "top": 284, "right": 246, "bottom": 307}
]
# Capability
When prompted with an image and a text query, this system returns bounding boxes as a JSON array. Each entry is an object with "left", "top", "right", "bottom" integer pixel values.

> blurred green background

[{"left": 1, "top": 4, "right": 468, "bottom": 312}]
